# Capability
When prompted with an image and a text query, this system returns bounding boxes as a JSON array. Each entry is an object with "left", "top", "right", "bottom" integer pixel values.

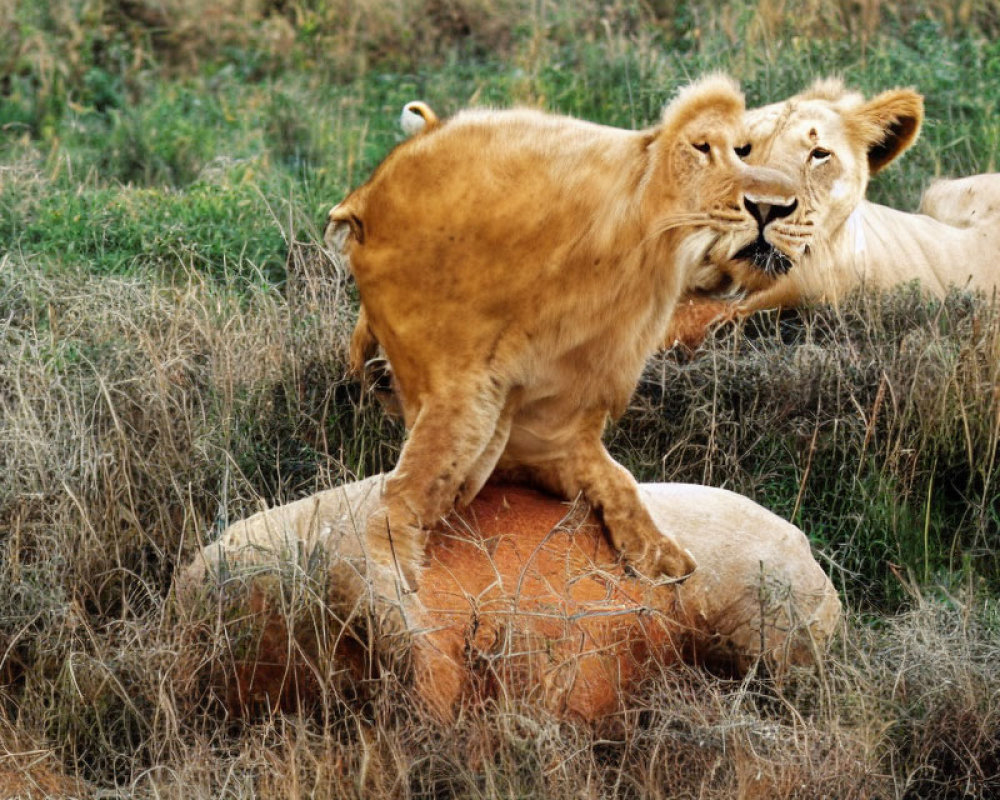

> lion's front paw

[{"left": 630, "top": 544, "right": 697, "bottom": 583}]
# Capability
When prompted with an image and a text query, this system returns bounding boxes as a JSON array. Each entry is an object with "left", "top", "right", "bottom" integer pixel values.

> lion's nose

[{"left": 744, "top": 195, "right": 797, "bottom": 227}]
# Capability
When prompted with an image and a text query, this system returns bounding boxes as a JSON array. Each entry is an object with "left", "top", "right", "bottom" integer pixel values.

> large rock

[{"left": 176, "top": 477, "right": 840, "bottom": 721}]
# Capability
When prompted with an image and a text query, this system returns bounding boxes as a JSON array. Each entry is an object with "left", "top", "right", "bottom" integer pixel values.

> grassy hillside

[{"left": 2, "top": 1, "right": 1000, "bottom": 797}]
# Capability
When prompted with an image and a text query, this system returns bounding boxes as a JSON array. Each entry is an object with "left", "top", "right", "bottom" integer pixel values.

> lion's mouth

[{"left": 733, "top": 236, "right": 793, "bottom": 276}]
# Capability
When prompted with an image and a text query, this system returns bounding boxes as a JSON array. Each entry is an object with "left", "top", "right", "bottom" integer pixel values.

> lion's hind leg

[
  {"left": 367, "top": 375, "right": 510, "bottom": 591},
  {"left": 348, "top": 305, "right": 378, "bottom": 378}
]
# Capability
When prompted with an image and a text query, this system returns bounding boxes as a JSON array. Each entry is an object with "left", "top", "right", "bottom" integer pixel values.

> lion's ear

[
  {"left": 326, "top": 202, "right": 365, "bottom": 246},
  {"left": 658, "top": 73, "right": 744, "bottom": 137},
  {"left": 849, "top": 88, "right": 924, "bottom": 174}
]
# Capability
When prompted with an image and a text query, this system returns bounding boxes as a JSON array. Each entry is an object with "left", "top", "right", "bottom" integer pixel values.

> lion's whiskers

[{"left": 643, "top": 212, "right": 714, "bottom": 245}]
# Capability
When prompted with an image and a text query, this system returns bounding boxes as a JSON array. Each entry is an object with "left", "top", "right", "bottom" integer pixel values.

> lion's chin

[{"left": 732, "top": 236, "right": 794, "bottom": 277}]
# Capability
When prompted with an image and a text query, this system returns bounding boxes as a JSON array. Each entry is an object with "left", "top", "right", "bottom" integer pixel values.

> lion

[
  {"left": 325, "top": 75, "right": 796, "bottom": 590},
  {"left": 179, "top": 475, "right": 842, "bottom": 722},
  {"left": 348, "top": 100, "right": 439, "bottom": 391},
  {"left": 918, "top": 171, "right": 1000, "bottom": 231},
  {"left": 664, "top": 78, "right": 1000, "bottom": 345}
]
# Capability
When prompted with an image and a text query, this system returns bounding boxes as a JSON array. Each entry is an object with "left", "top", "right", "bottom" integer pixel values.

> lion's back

[
  {"left": 339, "top": 108, "right": 649, "bottom": 367},
  {"left": 358, "top": 108, "right": 640, "bottom": 238},
  {"left": 919, "top": 173, "right": 1000, "bottom": 229}
]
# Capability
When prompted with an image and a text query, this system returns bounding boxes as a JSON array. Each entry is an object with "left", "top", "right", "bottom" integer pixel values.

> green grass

[
  {"left": 3, "top": 1, "right": 1000, "bottom": 797},
  {"left": 6, "top": 24, "right": 1000, "bottom": 288},
  {"left": 7, "top": 180, "right": 285, "bottom": 280}
]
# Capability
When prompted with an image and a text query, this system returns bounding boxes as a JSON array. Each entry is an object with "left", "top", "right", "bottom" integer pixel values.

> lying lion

[
  {"left": 325, "top": 75, "right": 796, "bottom": 589},
  {"left": 177, "top": 476, "right": 841, "bottom": 721},
  {"left": 668, "top": 78, "right": 1000, "bottom": 344}
]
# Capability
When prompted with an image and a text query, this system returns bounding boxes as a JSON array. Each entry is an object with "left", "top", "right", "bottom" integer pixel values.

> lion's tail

[{"left": 400, "top": 100, "right": 440, "bottom": 136}]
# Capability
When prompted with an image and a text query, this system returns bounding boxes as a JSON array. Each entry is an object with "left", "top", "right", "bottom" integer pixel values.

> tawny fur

[
  {"left": 325, "top": 75, "right": 795, "bottom": 588},
  {"left": 666, "top": 79, "right": 931, "bottom": 344},
  {"left": 179, "top": 477, "right": 842, "bottom": 722},
  {"left": 672, "top": 79, "right": 1000, "bottom": 335}
]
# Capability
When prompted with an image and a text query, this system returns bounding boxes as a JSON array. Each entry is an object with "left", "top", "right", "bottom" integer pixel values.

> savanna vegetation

[{"left": 2, "top": 1, "right": 1000, "bottom": 797}]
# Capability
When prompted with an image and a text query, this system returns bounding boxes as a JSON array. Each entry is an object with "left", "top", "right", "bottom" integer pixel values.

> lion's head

[
  {"left": 741, "top": 78, "right": 924, "bottom": 271},
  {"left": 638, "top": 75, "right": 800, "bottom": 298},
  {"left": 661, "top": 80, "right": 925, "bottom": 348}
]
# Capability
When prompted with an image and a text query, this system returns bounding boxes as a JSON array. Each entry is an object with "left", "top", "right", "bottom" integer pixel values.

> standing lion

[{"left": 325, "top": 75, "right": 796, "bottom": 590}]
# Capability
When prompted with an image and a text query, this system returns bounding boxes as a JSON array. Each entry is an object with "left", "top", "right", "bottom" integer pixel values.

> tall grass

[
  {"left": 2, "top": 242, "right": 999, "bottom": 797},
  {"left": 2, "top": 1, "right": 1000, "bottom": 796},
  {"left": 622, "top": 289, "right": 1000, "bottom": 608}
]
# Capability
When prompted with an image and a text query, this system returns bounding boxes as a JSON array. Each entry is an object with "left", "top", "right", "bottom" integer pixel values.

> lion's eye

[
  {"left": 810, "top": 147, "right": 832, "bottom": 165},
  {"left": 693, "top": 142, "right": 711, "bottom": 154},
  {"left": 735, "top": 143, "right": 752, "bottom": 159}
]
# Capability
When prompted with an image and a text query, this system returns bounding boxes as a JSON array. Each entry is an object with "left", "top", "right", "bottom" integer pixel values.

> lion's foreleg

[
  {"left": 734, "top": 277, "right": 804, "bottom": 317},
  {"left": 367, "top": 378, "right": 508, "bottom": 590},
  {"left": 348, "top": 304, "right": 379, "bottom": 377},
  {"left": 663, "top": 295, "right": 736, "bottom": 351},
  {"left": 455, "top": 395, "right": 519, "bottom": 508},
  {"left": 526, "top": 417, "right": 697, "bottom": 580}
]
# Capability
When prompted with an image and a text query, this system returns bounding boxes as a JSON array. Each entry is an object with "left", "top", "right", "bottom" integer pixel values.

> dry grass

[
  {"left": 2, "top": 247, "right": 1000, "bottom": 795},
  {"left": 3, "top": 3, "right": 1000, "bottom": 794},
  {"left": 623, "top": 288, "right": 1000, "bottom": 607}
]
